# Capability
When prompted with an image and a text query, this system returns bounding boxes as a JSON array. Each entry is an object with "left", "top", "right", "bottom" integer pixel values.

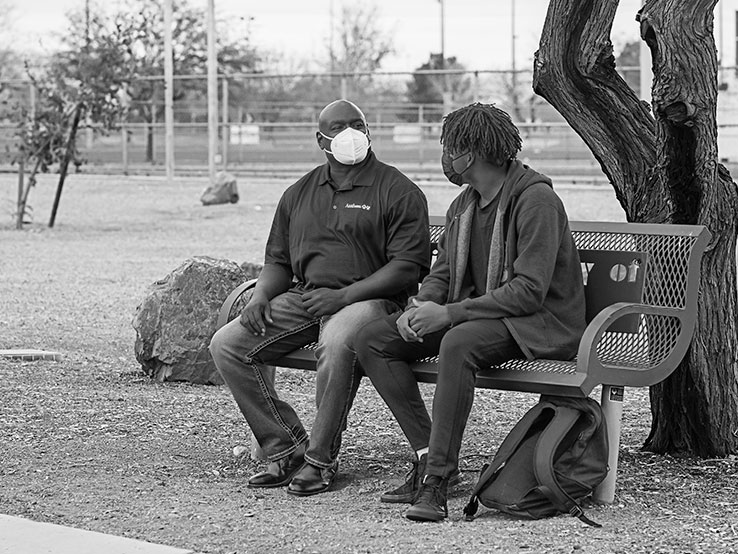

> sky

[{"left": 9, "top": 0, "right": 645, "bottom": 72}]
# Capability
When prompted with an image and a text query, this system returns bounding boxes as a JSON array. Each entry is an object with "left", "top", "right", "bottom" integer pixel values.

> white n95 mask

[{"left": 320, "top": 127, "right": 370, "bottom": 165}]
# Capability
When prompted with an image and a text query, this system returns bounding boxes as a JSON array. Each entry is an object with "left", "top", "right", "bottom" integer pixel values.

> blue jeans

[
  {"left": 355, "top": 313, "right": 523, "bottom": 478},
  {"left": 209, "top": 287, "right": 398, "bottom": 468}
]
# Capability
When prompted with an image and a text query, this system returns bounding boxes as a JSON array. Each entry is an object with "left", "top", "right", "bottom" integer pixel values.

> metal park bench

[{"left": 217, "top": 215, "right": 711, "bottom": 504}]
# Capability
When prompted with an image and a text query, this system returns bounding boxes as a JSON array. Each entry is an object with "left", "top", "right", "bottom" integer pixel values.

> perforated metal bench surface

[{"left": 217, "top": 217, "right": 710, "bottom": 399}]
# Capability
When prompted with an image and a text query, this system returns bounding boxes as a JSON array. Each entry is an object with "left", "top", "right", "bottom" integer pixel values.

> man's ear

[{"left": 316, "top": 131, "right": 323, "bottom": 148}]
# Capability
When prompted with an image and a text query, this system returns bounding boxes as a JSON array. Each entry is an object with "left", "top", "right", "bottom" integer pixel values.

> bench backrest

[
  {"left": 429, "top": 215, "right": 711, "bottom": 377},
  {"left": 570, "top": 221, "right": 710, "bottom": 376},
  {"left": 430, "top": 215, "right": 708, "bottom": 310}
]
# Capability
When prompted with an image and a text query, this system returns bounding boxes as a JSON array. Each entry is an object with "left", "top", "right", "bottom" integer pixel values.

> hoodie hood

[{"left": 444, "top": 159, "right": 555, "bottom": 301}]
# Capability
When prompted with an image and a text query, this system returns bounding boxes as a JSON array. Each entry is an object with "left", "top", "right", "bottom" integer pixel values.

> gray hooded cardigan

[{"left": 411, "top": 160, "right": 586, "bottom": 360}]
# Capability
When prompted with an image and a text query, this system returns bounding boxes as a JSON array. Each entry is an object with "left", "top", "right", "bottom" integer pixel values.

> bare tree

[
  {"left": 533, "top": 0, "right": 738, "bottom": 456},
  {"left": 328, "top": 3, "right": 394, "bottom": 73}
]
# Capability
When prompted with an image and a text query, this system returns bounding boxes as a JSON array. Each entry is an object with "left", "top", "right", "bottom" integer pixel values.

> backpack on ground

[{"left": 463, "top": 395, "right": 609, "bottom": 527}]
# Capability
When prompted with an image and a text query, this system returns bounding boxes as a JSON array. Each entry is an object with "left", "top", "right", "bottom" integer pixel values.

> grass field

[{"left": 1, "top": 172, "right": 736, "bottom": 554}]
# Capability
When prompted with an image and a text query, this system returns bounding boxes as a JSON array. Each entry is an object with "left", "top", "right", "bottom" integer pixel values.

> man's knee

[
  {"left": 438, "top": 327, "right": 478, "bottom": 365},
  {"left": 209, "top": 320, "right": 254, "bottom": 375},
  {"left": 208, "top": 325, "right": 228, "bottom": 363},
  {"left": 354, "top": 316, "right": 395, "bottom": 362}
]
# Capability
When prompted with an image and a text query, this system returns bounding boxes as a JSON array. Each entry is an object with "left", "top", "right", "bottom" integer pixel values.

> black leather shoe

[
  {"left": 247, "top": 449, "right": 305, "bottom": 489},
  {"left": 286, "top": 461, "right": 339, "bottom": 497}
]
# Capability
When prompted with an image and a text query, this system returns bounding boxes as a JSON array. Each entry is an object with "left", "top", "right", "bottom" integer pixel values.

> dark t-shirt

[
  {"left": 264, "top": 151, "right": 430, "bottom": 304},
  {"left": 461, "top": 194, "right": 501, "bottom": 298}
]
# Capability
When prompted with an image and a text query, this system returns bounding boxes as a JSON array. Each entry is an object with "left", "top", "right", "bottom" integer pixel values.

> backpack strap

[
  {"left": 534, "top": 406, "right": 602, "bottom": 528},
  {"left": 464, "top": 401, "right": 550, "bottom": 521}
]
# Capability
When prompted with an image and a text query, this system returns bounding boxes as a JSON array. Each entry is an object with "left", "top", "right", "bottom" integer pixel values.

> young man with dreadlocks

[{"left": 355, "top": 102, "right": 586, "bottom": 522}]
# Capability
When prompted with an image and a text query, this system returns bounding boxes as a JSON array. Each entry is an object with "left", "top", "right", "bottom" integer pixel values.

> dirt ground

[{"left": 1, "top": 173, "right": 737, "bottom": 554}]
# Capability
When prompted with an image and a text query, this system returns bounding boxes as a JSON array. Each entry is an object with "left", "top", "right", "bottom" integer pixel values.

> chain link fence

[{"left": 2, "top": 68, "right": 738, "bottom": 174}]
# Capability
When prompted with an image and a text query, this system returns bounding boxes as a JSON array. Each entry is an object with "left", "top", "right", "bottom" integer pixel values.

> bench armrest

[
  {"left": 578, "top": 302, "right": 692, "bottom": 388},
  {"left": 216, "top": 278, "right": 258, "bottom": 330}
]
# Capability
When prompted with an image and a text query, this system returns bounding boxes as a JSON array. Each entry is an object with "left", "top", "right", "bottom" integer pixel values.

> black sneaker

[
  {"left": 405, "top": 475, "right": 448, "bottom": 522},
  {"left": 381, "top": 455, "right": 461, "bottom": 504}
]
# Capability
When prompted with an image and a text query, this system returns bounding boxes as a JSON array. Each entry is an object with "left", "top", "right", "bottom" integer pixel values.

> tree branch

[{"left": 533, "top": 0, "right": 666, "bottom": 222}]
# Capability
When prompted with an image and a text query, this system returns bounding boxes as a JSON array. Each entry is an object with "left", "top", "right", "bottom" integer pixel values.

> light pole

[
  {"left": 511, "top": 0, "right": 516, "bottom": 90},
  {"left": 511, "top": 0, "right": 519, "bottom": 119},
  {"left": 438, "top": 0, "right": 451, "bottom": 111},
  {"left": 439, "top": 0, "right": 445, "bottom": 66},
  {"left": 207, "top": 0, "right": 217, "bottom": 183},
  {"left": 329, "top": 0, "right": 335, "bottom": 74},
  {"left": 164, "top": 0, "right": 174, "bottom": 182}
]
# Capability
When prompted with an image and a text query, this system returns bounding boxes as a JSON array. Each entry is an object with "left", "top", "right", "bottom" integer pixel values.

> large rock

[
  {"left": 132, "top": 256, "right": 246, "bottom": 384},
  {"left": 200, "top": 171, "right": 239, "bottom": 205}
]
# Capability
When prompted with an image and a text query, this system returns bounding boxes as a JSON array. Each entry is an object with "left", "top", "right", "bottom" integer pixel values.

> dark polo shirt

[{"left": 264, "top": 151, "right": 430, "bottom": 305}]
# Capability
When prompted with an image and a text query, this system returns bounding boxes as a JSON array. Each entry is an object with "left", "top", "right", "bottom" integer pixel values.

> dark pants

[{"left": 355, "top": 312, "right": 523, "bottom": 478}]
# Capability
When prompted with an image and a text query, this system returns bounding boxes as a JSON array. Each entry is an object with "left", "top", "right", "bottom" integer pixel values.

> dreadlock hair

[{"left": 441, "top": 102, "right": 522, "bottom": 166}]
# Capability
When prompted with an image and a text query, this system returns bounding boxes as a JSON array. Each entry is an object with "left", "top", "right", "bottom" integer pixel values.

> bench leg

[
  {"left": 593, "top": 384, "right": 624, "bottom": 504},
  {"left": 249, "top": 365, "right": 276, "bottom": 462}
]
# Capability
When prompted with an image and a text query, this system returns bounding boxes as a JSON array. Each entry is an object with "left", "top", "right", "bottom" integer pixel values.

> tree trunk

[
  {"left": 533, "top": 0, "right": 738, "bottom": 456},
  {"left": 640, "top": 0, "right": 738, "bottom": 456}
]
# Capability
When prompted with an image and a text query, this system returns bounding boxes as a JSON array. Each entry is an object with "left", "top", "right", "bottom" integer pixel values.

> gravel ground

[{"left": 1, "top": 173, "right": 737, "bottom": 554}]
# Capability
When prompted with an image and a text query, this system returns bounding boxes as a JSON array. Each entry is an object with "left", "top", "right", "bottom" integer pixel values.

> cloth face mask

[{"left": 442, "top": 150, "right": 470, "bottom": 186}]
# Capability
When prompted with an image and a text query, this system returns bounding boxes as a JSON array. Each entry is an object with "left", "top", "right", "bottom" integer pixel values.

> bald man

[{"left": 210, "top": 100, "right": 430, "bottom": 497}]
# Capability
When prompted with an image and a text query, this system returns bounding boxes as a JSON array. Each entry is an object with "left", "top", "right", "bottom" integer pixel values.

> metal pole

[
  {"left": 221, "top": 77, "right": 229, "bottom": 169},
  {"left": 207, "top": 0, "right": 217, "bottom": 183},
  {"left": 29, "top": 83, "right": 35, "bottom": 120},
  {"left": 237, "top": 105, "right": 243, "bottom": 163},
  {"left": 439, "top": 0, "right": 446, "bottom": 93},
  {"left": 329, "top": 0, "right": 335, "bottom": 74},
  {"left": 639, "top": 0, "right": 653, "bottom": 102},
  {"left": 16, "top": 157, "right": 24, "bottom": 230},
  {"left": 85, "top": 0, "right": 93, "bottom": 151},
  {"left": 511, "top": 0, "right": 518, "bottom": 118},
  {"left": 164, "top": 0, "right": 175, "bottom": 182},
  {"left": 340, "top": 75, "right": 348, "bottom": 99},
  {"left": 121, "top": 125, "right": 129, "bottom": 175},
  {"left": 439, "top": 0, "right": 451, "bottom": 111},
  {"left": 593, "top": 385, "right": 624, "bottom": 504},
  {"left": 439, "top": 0, "right": 445, "bottom": 64}
]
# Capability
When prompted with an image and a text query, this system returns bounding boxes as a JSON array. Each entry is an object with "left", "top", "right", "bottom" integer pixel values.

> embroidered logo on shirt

[{"left": 345, "top": 203, "right": 371, "bottom": 211}]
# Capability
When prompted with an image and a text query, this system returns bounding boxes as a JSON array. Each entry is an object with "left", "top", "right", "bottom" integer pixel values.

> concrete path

[
  {"left": 0, "top": 515, "right": 196, "bottom": 554},
  {"left": 0, "top": 349, "right": 63, "bottom": 361}
]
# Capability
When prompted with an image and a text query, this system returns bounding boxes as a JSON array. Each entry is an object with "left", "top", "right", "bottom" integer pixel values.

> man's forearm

[
  {"left": 342, "top": 260, "right": 420, "bottom": 305},
  {"left": 253, "top": 263, "right": 293, "bottom": 301}
]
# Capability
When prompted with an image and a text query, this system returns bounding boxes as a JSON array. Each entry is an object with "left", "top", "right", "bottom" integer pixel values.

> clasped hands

[
  {"left": 396, "top": 299, "right": 452, "bottom": 342},
  {"left": 241, "top": 287, "right": 348, "bottom": 336}
]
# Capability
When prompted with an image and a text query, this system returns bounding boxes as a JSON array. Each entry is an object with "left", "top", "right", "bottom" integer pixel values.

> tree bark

[
  {"left": 639, "top": 0, "right": 738, "bottom": 456},
  {"left": 533, "top": 0, "right": 738, "bottom": 456}
]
